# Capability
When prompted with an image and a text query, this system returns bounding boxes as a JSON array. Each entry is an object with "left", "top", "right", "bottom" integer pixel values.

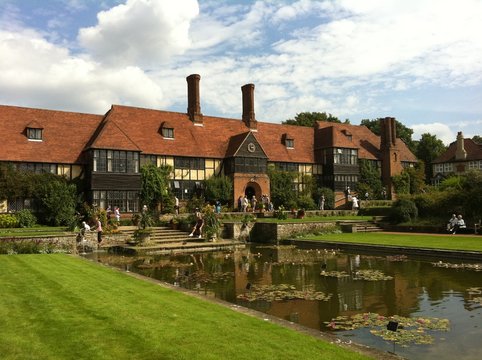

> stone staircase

[
  {"left": 339, "top": 220, "right": 384, "bottom": 233},
  {"left": 353, "top": 221, "right": 384, "bottom": 233},
  {"left": 107, "top": 226, "right": 245, "bottom": 255}
]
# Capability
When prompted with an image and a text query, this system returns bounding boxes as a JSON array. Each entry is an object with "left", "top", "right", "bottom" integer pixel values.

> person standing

[
  {"left": 95, "top": 217, "right": 103, "bottom": 244},
  {"left": 352, "top": 195, "right": 359, "bottom": 210},
  {"left": 114, "top": 207, "right": 120, "bottom": 223},
  {"left": 174, "top": 196, "right": 179, "bottom": 215},
  {"left": 319, "top": 194, "right": 325, "bottom": 210}
]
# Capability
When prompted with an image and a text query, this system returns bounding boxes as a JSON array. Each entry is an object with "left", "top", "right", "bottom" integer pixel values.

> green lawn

[
  {"left": 258, "top": 216, "right": 373, "bottom": 223},
  {"left": 301, "top": 232, "right": 482, "bottom": 252},
  {"left": 0, "top": 254, "right": 371, "bottom": 360},
  {"left": 0, "top": 226, "right": 68, "bottom": 238}
]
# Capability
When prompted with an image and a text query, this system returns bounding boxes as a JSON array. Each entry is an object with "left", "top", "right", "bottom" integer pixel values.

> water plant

[
  {"left": 325, "top": 312, "right": 450, "bottom": 347},
  {"left": 353, "top": 269, "right": 393, "bottom": 281},
  {"left": 237, "top": 284, "right": 332, "bottom": 302}
]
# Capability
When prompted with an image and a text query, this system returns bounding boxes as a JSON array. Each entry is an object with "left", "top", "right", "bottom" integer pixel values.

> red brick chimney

[
  {"left": 241, "top": 83, "right": 257, "bottom": 131},
  {"left": 379, "top": 117, "right": 402, "bottom": 198},
  {"left": 186, "top": 74, "right": 203, "bottom": 125}
]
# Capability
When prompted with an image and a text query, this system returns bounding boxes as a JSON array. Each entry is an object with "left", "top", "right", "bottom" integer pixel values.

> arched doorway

[
  {"left": 245, "top": 186, "right": 255, "bottom": 200},
  {"left": 244, "top": 181, "right": 261, "bottom": 200}
]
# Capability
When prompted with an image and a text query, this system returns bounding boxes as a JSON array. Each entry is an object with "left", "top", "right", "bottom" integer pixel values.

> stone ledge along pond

[{"left": 86, "top": 244, "right": 482, "bottom": 360}]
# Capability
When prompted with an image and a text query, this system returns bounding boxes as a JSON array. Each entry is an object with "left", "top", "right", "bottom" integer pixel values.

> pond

[{"left": 85, "top": 244, "right": 482, "bottom": 360}]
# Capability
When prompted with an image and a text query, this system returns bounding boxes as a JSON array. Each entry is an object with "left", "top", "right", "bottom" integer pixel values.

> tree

[
  {"left": 360, "top": 118, "right": 416, "bottom": 152},
  {"left": 204, "top": 175, "right": 233, "bottom": 205},
  {"left": 357, "top": 159, "right": 382, "bottom": 199},
  {"left": 33, "top": 174, "right": 77, "bottom": 227},
  {"left": 283, "top": 112, "right": 341, "bottom": 127},
  {"left": 267, "top": 168, "right": 297, "bottom": 208},
  {"left": 415, "top": 133, "right": 447, "bottom": 182},
  {"left": 472, "top": 135, "right": 482, "bottom": 144},
  {"left": 140, "top": 164, "right": 173, "bottom": 213}
]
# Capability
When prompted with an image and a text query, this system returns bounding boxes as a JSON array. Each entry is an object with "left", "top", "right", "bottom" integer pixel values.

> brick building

[
  {"left": 432, "top": 132, "right": 482, "bottom": 184},
  {"left": 0, "top": 74, "right": 416, "bottom": 213}
]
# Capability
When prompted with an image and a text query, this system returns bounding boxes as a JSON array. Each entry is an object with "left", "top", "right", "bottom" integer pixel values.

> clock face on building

[{"left": 247, "top": 142, "right": 256, "bottom": 152}]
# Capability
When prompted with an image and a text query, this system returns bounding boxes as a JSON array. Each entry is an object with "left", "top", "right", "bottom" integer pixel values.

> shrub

[
  {"left": 297, "top": 195, "right": 316, "bottom": 210},
  {"left": 390, "top": 198, "right": 418, "bottom": 223},
  {"left": 0, "top": 214, "right": 19, "bottom": 228},
  {"left": 274, "top": 206, "right": 288, "bottom": 220},
  {"left": 15, "top": 209, "right": 37, "bottom": 228}
]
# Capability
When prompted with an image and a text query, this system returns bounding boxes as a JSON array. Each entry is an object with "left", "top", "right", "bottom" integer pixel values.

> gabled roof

[
  {"left": 104, "top": 105, "right": 315, "bottom": 163},
  {"left": 0, "top": 105, "right": 102, "bottom": 164},
  {"left": 87, "top": 111, "right": 141, "bottom": 151},
  {"left": 315, "top": 121, "right": 417, "bottom": 162},
  {"left": 433, "top": 138, "right": 482, "bottom": 163},
  {"left": 225, "top": 132, "right": 268, "bottom": 158}
]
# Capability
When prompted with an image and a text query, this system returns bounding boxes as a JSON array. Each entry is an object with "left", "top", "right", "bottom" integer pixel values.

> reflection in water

[{"left": 86, "top": 244, "right": 482, "bottom": 360}]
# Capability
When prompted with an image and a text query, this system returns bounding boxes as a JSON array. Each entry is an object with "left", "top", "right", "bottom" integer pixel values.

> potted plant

[
  {"left": 133, "top": 211, "right": 154, "bottom": 244},
  {"left": 170, "top": 216, "right": 179, "bottom": 230}
]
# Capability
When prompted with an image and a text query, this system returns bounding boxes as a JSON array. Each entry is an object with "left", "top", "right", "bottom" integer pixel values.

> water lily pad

[
  {"left": 237, "top": 284, "right": 332, "bottom": 302},
  {"left": 320, "top": 270, "right": 350, "bottom": 278},
  {"left": 325, "top": 312, "right": 450, "bottom": 347},
  {"left": 353, "top": 269, "right": 393, "bottom": 281},
  {"left": 432, "top": 261, "right": 482, "bottom": 271}
]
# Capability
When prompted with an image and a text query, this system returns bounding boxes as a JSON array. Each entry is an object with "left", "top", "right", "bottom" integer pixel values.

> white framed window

[{"left": 27, "top": 128, "right": 42, "bottom": 141}]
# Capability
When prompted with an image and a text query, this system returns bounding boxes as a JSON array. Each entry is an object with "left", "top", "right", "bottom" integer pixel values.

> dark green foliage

[
  {"left": 391, "top": 198, "right": 418, "bottom": 223},
  {"left": 204, "top": 175, "right": 233, "bottom": 205},
  {"left": 187, "top": 195, "right": 205, "bottom": 213},
  {"left": 415, "top": 133, "right": 447, "bottom": 182},
  {"left": 472, "top": 135, "right": 482, "bottom": 144},
  {"left": 357, "top": 159, "right": 382, "bottom": 199},
  {"left": 15, "top": 209, "right": 37, "bottom": 228},
  {"left": 283, "top": 112, "right": 341, "bottom": 127},
  {"left": 202, "top": 206, "right": 221, "bottom": 240},
  {"left": 33, "top": 174, "right": 77, "bottom": 227},
  {"left": 297, "top": 194, "right": 316, "bottom": 210},
  {"left": 140, "top": 164, "right": 173, "bottom": 214},
  {"left": 268, "top": 168, "right": 297, "bottom": 208},
  {"left": 313, "top": 187, "right": 335, "bottom": 209}
]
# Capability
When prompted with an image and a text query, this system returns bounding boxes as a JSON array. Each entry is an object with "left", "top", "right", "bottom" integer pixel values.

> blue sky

[{"left": 1, "top": 0, "right": 481, "bottom": 144}]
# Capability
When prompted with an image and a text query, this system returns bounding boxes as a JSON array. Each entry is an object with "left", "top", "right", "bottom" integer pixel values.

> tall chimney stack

[
  {"left": 241, "top": 83, "right": 257, "bottom": 131},
  {"left": 186, "top": 74, "right": 203, "bottom": 125},
  {"left": 455, "top": 131, "right": 467, "bottom": 160}
]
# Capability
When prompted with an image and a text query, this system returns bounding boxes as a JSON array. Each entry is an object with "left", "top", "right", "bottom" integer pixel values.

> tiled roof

[
  {"left": 433, "top": 138, "right": 482, "bottom": 163},
  {"left": 0, "top": 105, "right": 102, "bottom": 164},
  {"left": 104, "top": 105, "right": 316, "bottom": 163},
  {"left": 0, "top": 104, "right": 418, "bottom": 166},
  {"left": 315, "top": 121, "right": 417, "bottom": 162}
]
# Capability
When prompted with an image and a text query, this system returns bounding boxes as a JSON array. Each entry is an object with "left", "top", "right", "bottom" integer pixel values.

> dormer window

[
  {"left": 162, "top": 127, "right": 174, "bottom": 138},
  {"left": 282, "top": 133, "right": 294, "bottom": 149},
  {"left": 27, "top": 128, "right": 43, "bottom": 140},
  {"left": 342, "top": 129, "right": 352, "bottom": 141},
  {"left": 159, "top": 121, "right": 174, "bottom": 139}
]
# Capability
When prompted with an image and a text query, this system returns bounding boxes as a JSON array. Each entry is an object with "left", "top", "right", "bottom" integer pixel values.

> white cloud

[
  {"left": 412, "top": 123, "right": 454, "bottom": 145},
  {"left": 0, "top": 29, "right": 165, "bottom": 113},
  {"left": 78, "top": 0, "right": 199, "bottom": 66}
]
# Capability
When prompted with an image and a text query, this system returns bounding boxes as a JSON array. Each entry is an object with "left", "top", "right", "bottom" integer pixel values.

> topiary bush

[
  {"left": 0, "top": 214, "right": 19, "bottom": 228},
  {"left": 390, "top": 198, "right": 418, "bottom": 223},
  {"left": 15, "top": 209, "right": 37, "bottom": 228}
]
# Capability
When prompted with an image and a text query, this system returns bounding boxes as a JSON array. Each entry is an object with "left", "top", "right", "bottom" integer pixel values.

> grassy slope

[
  {"left": 0, "top": 254, "right": 371, "bottom": 360},
  {"left": 302, "top": 232, "right": 482, "bottom": 252}
]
